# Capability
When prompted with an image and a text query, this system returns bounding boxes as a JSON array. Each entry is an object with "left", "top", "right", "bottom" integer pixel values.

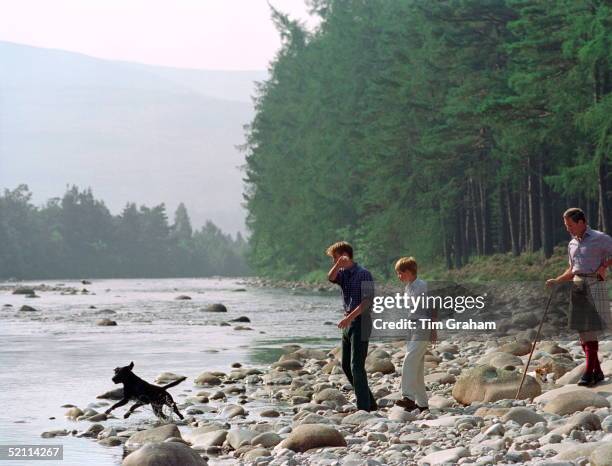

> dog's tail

[{"left": 162, "top": 376, "right": 187, "bottom": 389}]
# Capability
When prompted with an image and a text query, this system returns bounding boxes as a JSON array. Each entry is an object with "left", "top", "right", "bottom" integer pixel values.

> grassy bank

[{"left": 297, "top": 246, "right": 569, "bottom": 286}]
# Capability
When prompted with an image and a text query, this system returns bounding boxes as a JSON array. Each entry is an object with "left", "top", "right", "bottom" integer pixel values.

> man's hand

[
  {"left": 546, "top": 278, "right": 558, "bottom": 288},
  {"left": 336, "top": 255, "right": 351, "bottom": 268},
  {"left": 337, "top": 316, "right": 352, "bottom": 329}
]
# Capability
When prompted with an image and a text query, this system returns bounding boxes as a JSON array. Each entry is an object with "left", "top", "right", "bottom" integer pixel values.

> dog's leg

[
  {"left": 104, "top": 398, "right": 129, "bottom": 415},
  {"left": 165, "top": 395, "right": 184, "bottom": 420},
  {"left": 123, "top": 402, "right": 145, "bottom": 419},
  {"left": 151, "top": 403, "right": 167, "bottom": 421}
]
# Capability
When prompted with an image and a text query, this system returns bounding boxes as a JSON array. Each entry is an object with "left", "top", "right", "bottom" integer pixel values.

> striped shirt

[{"left": 568, "top": 227, "right": 612, "bottom": 274}]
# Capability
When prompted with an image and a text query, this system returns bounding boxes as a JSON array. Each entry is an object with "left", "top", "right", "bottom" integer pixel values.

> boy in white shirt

[{"left": 394, "top": 256, "right": 435, "bottom": 412}]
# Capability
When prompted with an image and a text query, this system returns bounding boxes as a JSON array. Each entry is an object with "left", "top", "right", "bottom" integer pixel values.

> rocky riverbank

[{"left": 43, "top": 332, "right": 612, "bottom": 466}]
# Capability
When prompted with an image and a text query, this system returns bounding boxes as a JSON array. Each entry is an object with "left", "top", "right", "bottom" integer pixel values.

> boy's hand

[
  {"left": 336, "top": 255, "right": 351, "bottom": 268},
  {"left": 338, "top": 316, "right": 352, "bottom": 329}
]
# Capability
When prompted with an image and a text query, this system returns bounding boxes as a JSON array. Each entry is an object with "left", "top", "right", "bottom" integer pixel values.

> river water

[{"left": 0, "top": 278, "right": 341, "bottom": 465}]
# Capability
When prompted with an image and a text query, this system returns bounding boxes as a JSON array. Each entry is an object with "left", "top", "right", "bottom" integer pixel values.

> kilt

[{"left": 569, "top": 275, "right": 611, "bottom": 334}]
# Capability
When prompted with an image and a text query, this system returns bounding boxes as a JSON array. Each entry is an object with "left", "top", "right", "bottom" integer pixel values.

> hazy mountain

[{"left": 0, "top": 41, "right": 267, "bottom": 235}]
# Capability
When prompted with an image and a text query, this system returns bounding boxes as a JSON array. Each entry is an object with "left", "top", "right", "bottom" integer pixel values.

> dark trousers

[{"left": 341, "top": 323, "right": 376, "bottom": 411}]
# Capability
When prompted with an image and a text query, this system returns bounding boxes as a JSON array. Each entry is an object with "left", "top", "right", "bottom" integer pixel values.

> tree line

[
  {"left": 0, "top": 185, "right": 249, "bottom": 279},
  {"left": 243, "top": 0, "right": 611, "bottom": 278}
]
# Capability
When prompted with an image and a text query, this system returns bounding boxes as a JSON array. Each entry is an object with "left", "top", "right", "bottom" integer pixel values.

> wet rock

[
  {"left": 125, "top": 424, "right": 182, "bottom": 450},
  {"left": 230, "top": 316, "right": 250, "bottom": 322},
  {"left": 271, "top": 359, "right": 303, "bottom": 371},
  {"left": 175, "top": 295, "right": 191, "bottom": 300},
  {"left": 97, "top": 388, "right": 123, "bottom": 400},
  {"left": 96, "top": 318, "right": 117, "bottom": 326},
  {"left": 65, "top": 407, "right": 84, "bottom": 419},
  {"left": 226, "top": 428, "right": 257, "bottom": 449},
  {"left": 194, "top": 372, "right": 222, "bottom": 386},
  {"left": 204, "top": 303, "right": 227, "bottom": 312},
  {"left": 220, "top": 404, "right": 246, "bottom": 419},
  {"left": 122, "top": 442, "right": 206, "bottom": 466},
  {"left": 41, "top": 429, "right": 69, "bottom": 438},
  {"left": 251, "top": 432, "right": 282, "bottom": 448},
  {"left": 154, "top": 373, "right": 186, "bottom": 384},
  {"left": 277, "top": 424, "right": 346, "bottom": 452},
  {"left": 19, "top": 305, "right": 38, "bottom": 312},
  {"left": 260, "top": 409, "right": 280, "bottom": 417},
  {"left": 13, "top": 287, "right": 35, "bottom": 295}
]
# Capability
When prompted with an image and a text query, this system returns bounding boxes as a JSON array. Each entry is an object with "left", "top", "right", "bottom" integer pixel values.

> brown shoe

[{"left": 395, "top": 397, "right": 418, "bottom": 411}]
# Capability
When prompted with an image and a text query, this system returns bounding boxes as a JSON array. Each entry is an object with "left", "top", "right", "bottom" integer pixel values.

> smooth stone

[
  {"left": 122, "top": 442, "right": 206, "bottom": 466},
  {"left": 313, "top": 388, "right": 348, "bottom": 405},
  {"left": 96, "top": 318, "right": 117, "bottom": 326},
  {"left": 277, "top": 424, "right": 346, "bottom": 452},
  {"left": 590, "top": 442, "right": 612, "bottom": 466},
  {"left": 498, "top": 340, "right": 531, "bottom": 356},
  {"left": 341, "top": 410, "right": 378, "bottom": 425},
  {"left": 125, "top": 424, "right": 181, "bottom": 450},
  {"left": 154, "top": 373, "right": 185, "bottom": 384},
  {"left": 271, "top": 359, "right": 303, "bottom": 371},
  {"left": 251, "top": 432, "right": 282, "bottom": 448},
  {"left": 98, "top": 436, "right": 123, "bottom": 447},
  {"left": 97, "top": 388, "right": 124, "bottom": 400},
  {"left": 452, "top": 365, "right": 541, "bottom": 404},
  {"left": 418, "top": 446, "right": 470, "bottom": 465},
  {"left": 552, "top": 412, "right": 602, "bottom": 435},
  {"left": 556, "top": 363, "right": 587, "bottom": 385},
  {"left": 194, "top": 372, "right": 222, "bottom": 386},
  {"left": 387, "top": 406, "right": 417, "bottom": 422},
  {"left": 365, "top": 358, "right": 395, "bottom": 374},
  {"left": 204, "top": 303, "right": 227, "bottom": 312},
  {"left": 260, "top": 409, "right": 280, "bottom": 418},
  {"left": 428, "top": 395, "right": 454, "bottom": 409},
  {"left": 220, "top": 404, "right": 246, "bottom": 419},
  {"left": 188, "top": 429, "right": 228, "bottom": 448},
  {"left": 478, "top": 351, "right": 523, "bottom": 369},
  {"left": 19, "top": 305, "right": 38, "bottom": 312},
  {"left": 243, "top": 447, "right": 271, "bottom": 461},
  {"left": 175, "top": 295, "right": 191, "bottom": 300},
  {"left": 65, "top": 407, "right": 84, "bottom": 419},
  {"left": 543, "top": 390, "right": 610, "bottom": 415},
  {"left": 501, "top": 407, "right": 546, "bottom": 426},
  {"left": 226, "top": 428, "right": 257, "bottom": 449},
  {"left": 41, "top": 429, "right": 69, "bottom": 438}
]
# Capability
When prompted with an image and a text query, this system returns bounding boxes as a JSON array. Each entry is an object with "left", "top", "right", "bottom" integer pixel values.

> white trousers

[{"left": 401, "top": 330, "right": 429, "bottom": 407}]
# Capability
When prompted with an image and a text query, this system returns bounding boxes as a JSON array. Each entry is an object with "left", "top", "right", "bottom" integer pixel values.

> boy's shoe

[
  {"left": 577, "top": 371, "right": 595, "bottom": 387},
  {"left": 395, "top": 397, "right": 418, "bottom": 410},
  {"left": 592, "top": 369, "right": 605, "bottom": 386},
  {"left": 395, "top": 397, "right": 427, "bottom": 412}
]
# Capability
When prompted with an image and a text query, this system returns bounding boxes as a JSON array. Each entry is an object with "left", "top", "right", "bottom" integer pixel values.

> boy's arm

[
  {"left": 338, "top": 298, "right": 372, "bottom": 328},
  {"left": 328, "top": 256, "right": 350, "bottom": 284}
]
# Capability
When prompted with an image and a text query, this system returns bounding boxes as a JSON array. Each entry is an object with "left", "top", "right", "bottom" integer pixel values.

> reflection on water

[{"left": 0, "top": 278, "right": 340, "bottom": 466}]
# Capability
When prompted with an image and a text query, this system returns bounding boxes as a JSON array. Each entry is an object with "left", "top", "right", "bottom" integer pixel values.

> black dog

[{"left": 104, "top": 362, "right": 186, "bottom": 420}]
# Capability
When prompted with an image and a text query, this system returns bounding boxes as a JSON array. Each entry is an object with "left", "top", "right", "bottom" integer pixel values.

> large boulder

[
  {"left": 122, "top": 442, "right": 206, "bottom": 466},
  {"left": 125, "top": 425, "right": 182, "bottom": 450},
  {"left": 452, "top": 365, "right": 541, "bottom": 404},
  {"left": 277, "top": 424, "right": 346, "bottom": 452}
]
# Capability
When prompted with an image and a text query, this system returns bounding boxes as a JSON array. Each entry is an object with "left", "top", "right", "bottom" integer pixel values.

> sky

[{"left": 0, "top": 0, "right": 317, "bottom": 70}]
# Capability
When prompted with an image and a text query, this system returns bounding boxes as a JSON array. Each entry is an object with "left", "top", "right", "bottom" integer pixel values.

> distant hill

[{"left": 0, "top": 41, "right": 267, "bottom": 235}]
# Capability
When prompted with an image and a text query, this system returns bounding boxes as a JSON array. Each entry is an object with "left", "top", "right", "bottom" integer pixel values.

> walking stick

[{"left": 515, "top": 285, "right": 556, "bottom": 400}]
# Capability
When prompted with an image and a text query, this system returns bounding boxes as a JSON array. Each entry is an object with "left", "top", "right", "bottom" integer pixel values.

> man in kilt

[{"left": 547, "top": 208, "right": 612, "bottom": 386}]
